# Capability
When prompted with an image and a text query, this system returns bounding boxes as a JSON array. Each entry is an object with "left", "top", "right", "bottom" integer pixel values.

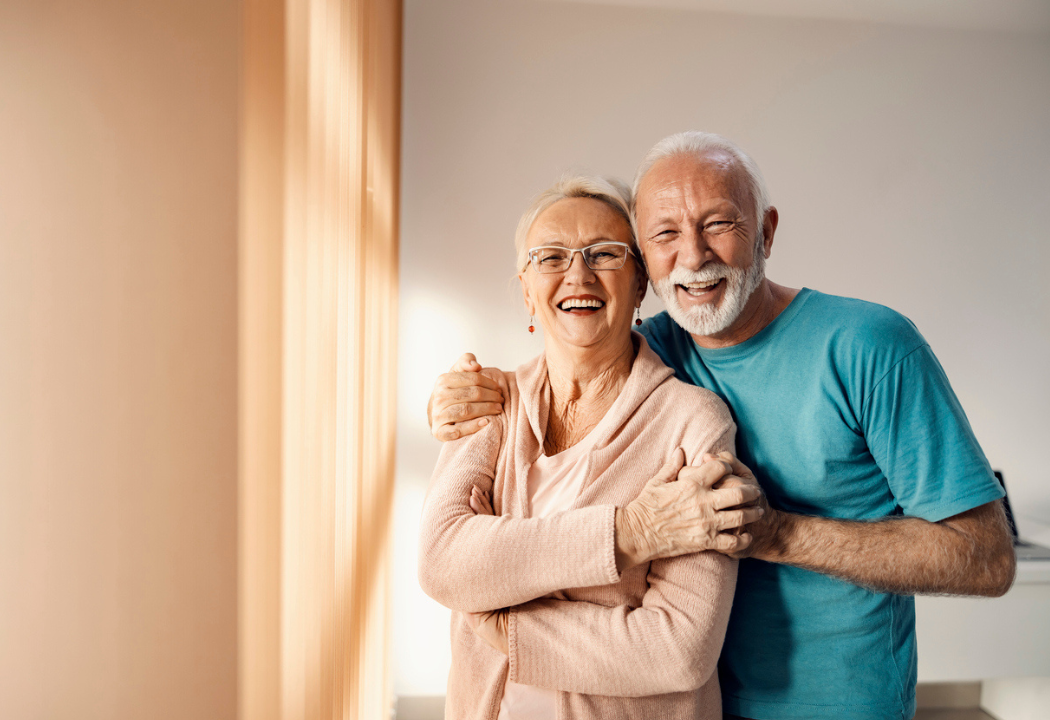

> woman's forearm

[
  {"left": 504, "top": 553, "right": 736, "bottom": 696},
  {"left": 421, "top": 420, "right": 619, "bottom": 610},
  {"left": 419, "top": 505, "right": 622, "bottom": 611}
]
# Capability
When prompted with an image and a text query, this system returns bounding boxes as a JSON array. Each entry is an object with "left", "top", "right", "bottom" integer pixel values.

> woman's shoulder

[
  {"left": 652, "top": 375, "right": 734, "bottom": 429},
  {"left": 479, "top": 367, "right": 515, "bottom": 393}
]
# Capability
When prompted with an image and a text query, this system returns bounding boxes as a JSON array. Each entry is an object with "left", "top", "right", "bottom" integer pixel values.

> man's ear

[{"left": 761, "top": 206, "right": 779, "bottom": 258}]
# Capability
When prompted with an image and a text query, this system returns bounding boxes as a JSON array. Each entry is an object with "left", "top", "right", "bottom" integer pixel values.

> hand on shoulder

[{"left": 428, "top": 353, "right": 510, "bottom": 441}]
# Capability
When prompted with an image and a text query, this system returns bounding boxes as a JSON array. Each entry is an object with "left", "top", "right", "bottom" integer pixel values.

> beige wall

[
  {"left": 395, "top": 0, "right": 1050, "bottom": 696},
  {"left": 0, "top": 1, "right": 239, "bottom": 717}
]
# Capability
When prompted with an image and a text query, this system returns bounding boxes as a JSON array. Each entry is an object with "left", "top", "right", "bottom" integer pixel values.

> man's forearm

[{"left": 751, "top": 501, "right": 1015, "bottom": 597}]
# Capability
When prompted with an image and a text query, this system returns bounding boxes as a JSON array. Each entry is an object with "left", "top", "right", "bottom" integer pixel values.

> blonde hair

[{"left": 514, "top": 175, "right": 636, "bottom": 272}]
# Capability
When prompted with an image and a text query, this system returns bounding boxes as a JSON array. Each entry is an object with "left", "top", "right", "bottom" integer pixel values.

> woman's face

[{"left": 519, "top": 197, "right": 645, "bottom": 353}]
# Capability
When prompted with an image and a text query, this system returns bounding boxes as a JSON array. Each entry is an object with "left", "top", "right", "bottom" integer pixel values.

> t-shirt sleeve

[{"left": 860, "top": 343, "right": 1004, "bottom": 522}]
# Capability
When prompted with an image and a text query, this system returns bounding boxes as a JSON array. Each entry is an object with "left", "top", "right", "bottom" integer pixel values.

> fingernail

[{"left": 479, "top": 418, "right": 488, "bottom": 427}]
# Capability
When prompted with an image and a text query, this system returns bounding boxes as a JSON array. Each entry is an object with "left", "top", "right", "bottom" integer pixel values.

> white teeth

[
  {"left": 681, "top": 280, "right": 719, "bottom": 290},
  {"left": 559, "top": 298, "right": 604, "bottom": 310}
]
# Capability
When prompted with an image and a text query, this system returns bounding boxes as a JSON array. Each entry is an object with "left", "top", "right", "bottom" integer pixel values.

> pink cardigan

[{"left": 419, "top": 334, "right": 738, "bottom": 720}]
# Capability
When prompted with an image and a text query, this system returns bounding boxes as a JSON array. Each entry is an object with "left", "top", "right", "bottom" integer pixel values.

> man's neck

[{"left": 690, "top": 280, "right": 800, "bottom": 350}]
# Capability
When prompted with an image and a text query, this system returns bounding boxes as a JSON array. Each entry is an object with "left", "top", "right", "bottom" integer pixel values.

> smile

[
  {"left": 558, "top": 297, "right": 605, "bottom": 312},
  {"left": 678, "top": 278, "right": 724, "bottom": 297}
]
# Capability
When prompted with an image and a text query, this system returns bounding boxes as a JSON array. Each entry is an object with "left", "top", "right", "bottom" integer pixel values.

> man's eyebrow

[{"left": 646, "top": 216, "right": 677, "bottom": 228}]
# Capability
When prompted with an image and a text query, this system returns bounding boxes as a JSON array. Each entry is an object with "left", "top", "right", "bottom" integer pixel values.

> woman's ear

[
  {"left": 518, "top": 271, "right": 536, "bottom": 316},
  {"left": 634, "top": 259, "right": 648, "bottom": 307}
]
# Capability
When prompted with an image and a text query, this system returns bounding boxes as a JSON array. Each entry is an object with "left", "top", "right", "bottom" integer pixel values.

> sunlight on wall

[
  {"left": 398, "top": 291, "right": 473, "bottom": 439},
  {"left": 392, "top": 481, "right": 453, "bottom": 694},
  {"left": 394, "top": 292, "right": 471, "bottom": 695}
]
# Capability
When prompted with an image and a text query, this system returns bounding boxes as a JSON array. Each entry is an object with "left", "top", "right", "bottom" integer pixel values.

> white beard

[{"left": 652, "top": 249, "right": 765, "bottom": 337}]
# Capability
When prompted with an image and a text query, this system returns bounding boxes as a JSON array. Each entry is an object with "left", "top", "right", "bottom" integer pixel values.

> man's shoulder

[
  {"left": 639, "top": 310, "right": 684, "bottom": 343},
  {"left": 800, "top": 289, "right": 926, "bottom": 353},
  {"left": 638, "top": 311, "right": 692, "bottom": 366}
]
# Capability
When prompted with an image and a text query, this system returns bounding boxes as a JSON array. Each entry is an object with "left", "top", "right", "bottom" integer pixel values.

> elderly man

[{"left": 427, "top": 131, "right": 1015, "bottom": 720}]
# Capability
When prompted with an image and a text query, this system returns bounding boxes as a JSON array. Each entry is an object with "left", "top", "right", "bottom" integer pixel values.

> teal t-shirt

[{"left": 640, "top": 289, "right": 1004, "bottom": 720}]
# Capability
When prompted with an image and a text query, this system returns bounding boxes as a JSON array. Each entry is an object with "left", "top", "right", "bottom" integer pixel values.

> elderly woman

[{"left": 418, "top": 176, "right": 745, "bottom": 720}]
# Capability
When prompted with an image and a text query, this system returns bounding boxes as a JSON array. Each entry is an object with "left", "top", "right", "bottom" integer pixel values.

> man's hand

[
  {"left": 703, "top": 451, "right": 782, "bottom": 560},
  {"left": 614, "top": 448, "right": 766, "bottom": 571},
  {"left": 702, "top": 452, "right": 1016, "bottom": 596},
  {"left": 466, "top": 608, "right": 509, "bottom": 655},
  {"left": 428, "top": 353, "right": 507, "bottom": 441}
]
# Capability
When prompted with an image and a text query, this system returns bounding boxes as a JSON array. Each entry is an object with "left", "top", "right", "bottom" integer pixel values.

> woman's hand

[
  {"left": 469, "top": 484, "right": 494, "bottom": 516},
  {"left": 465, "top": 485, "right": 507, "bottom": 652},
  {"left": 466, "top": 608, "right": 509, "bottom": 655}
]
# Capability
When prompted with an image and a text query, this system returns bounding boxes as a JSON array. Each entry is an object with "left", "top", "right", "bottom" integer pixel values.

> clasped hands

[
  {"left": 615, "top": 447, "right": 772, "bottom": 570},
  {"left": 461, "top": 450, "right": 772, "bottom": 655}
]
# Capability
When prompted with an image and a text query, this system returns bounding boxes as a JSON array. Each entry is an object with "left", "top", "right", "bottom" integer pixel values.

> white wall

[{"left": 395, "top": 0, "right": 1050, "bottom": 696}]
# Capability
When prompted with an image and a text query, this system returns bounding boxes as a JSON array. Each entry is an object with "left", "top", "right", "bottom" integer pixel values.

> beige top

[
  {"left": 419, "top": 334, "right": 738, "bottom": 720},
  {"left": 500, "top": 421, "right": 619, "bottom": 720}
]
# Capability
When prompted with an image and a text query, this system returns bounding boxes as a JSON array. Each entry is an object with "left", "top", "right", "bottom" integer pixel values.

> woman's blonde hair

[{"left": 514, "top": 175, "right": 636, "bottom": 272}]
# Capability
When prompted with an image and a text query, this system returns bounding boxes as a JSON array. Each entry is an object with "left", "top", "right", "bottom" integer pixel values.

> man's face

[{"left": 635, "top": 152, "right": 768, "bottom": 339}]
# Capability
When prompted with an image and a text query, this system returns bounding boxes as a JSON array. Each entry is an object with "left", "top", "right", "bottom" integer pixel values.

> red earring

[
  {"left": 635, "top": 307, "right": 642, "bottom": 326},
  {"left": 528, "top": 316, "right": 535, "bottom": 334}
]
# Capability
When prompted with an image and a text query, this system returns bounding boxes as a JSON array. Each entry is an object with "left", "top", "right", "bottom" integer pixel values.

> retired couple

[{"left": 418, "top": 131, "right": 1015, "bottom": 720}]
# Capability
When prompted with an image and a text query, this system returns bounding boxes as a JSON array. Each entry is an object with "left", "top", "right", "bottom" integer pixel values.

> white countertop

[{"left": 1012, "top": 515, "right": 1050, "bottom": 583}]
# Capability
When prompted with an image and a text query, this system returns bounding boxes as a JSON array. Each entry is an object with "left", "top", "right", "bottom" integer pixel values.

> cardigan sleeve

[
  {"left": 506, "top": 426, "right": 738, "bottom": 695},
  {"left": 418, "top": 416, "right": 621, "bottom": 613}
]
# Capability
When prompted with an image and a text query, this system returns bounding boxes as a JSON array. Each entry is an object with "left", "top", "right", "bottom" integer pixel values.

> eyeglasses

[{"left": 525, "top": 241, "right": 636, "bottom": 274}]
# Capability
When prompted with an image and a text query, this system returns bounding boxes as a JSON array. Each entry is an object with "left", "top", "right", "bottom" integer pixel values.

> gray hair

[
  {"left": 632, "top": 131, "right": 771, "bottom": 231},
  {"left": 514, "top": 175, "right": 636, "bottom": 272}
]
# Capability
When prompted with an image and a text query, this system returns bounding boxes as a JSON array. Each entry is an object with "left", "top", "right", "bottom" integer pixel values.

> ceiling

[{"left": 544, "top": 0, "right": 1050, "bottom": 34}]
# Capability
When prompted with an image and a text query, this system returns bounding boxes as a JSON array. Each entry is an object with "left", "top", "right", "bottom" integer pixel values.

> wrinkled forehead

[
  {"left": 527, "top": 196, "right": 634, "bottom": 247},
  {"left": 636, "top": 150, "right": 754, "bottom": 218}
]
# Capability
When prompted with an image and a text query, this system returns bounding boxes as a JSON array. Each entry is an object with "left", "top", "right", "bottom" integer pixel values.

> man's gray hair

[
  {"left": 632, "top": 131, "right": 772, "bottom": 229},
  {"left": 514, "top": 175, "right": 636, "bottom": 272}
]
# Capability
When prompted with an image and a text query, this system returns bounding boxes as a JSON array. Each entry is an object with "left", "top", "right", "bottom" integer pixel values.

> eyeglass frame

[{"left": 523, "top": 241, "right": 638, "bottom": 274}]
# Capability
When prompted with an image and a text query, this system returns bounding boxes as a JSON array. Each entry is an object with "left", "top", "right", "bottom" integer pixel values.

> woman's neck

[{"left": 542, "top": 337, "right": 636, "bottom": 455}]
